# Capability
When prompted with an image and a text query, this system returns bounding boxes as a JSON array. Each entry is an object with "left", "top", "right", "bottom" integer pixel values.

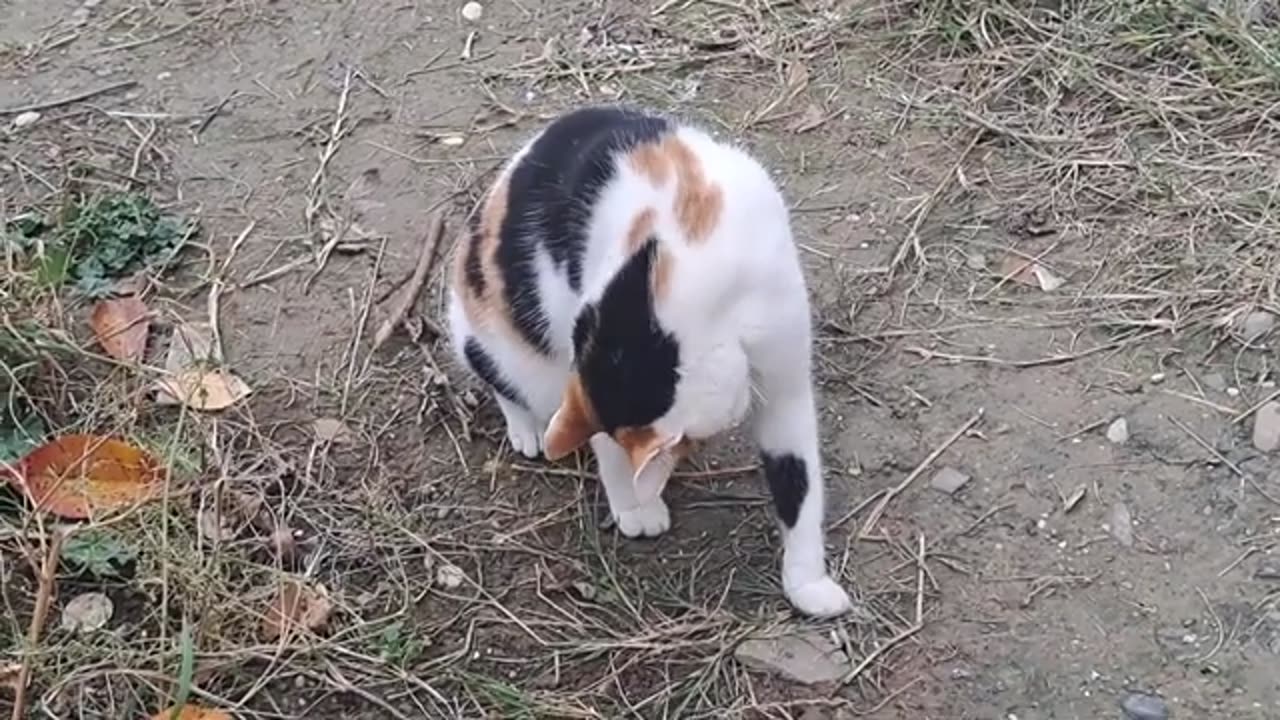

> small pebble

[
  {"left": 1202, "top": 372, "right": 1227, "bottom": 392},
  {"left": 435, "top": 563, "right": 465, "bottom": 589},
  {"left": 930, "top": 466, "right": 971, "bottom": 495},
  {"left": 1251, "top": 401, "right": 1280, "bottom": 452},
  {"left": 12, "top": 111, "right": 40, "bottom": 129},
  {"left": 1242, "top": 310, "right": 1275, "bottom": 341},
  {"left": 461, "top": 1, "right": 483, "bottom": 21},
  {"left": 966, "top": 253, "right": 987, "bottom": 270},
  {"left": 1109, "top": 501, "right": 1134, "bottom": 548},
  {"left": 1121, "top": 691, "right": 1169, "bottom": 720},
  {"left": 1106, "top": 417, "right": 1130, "bottom": 445}
]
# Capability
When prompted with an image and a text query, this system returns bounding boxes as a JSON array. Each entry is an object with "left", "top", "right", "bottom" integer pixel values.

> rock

[
  {"left": 1255, "top": 563, "right": 1280, "bottom": 581},
  {"left": 1121, "top": 691, "right": 1169, "bottom": 720},
  {"left": 930, "top": 466, "right": 971, "bottom": 495},
  {"left": 1106, "top": 417, "right": 1130, "bottom": 445},
  {"left": 1202, "top": 372, "right": 1227, "bottom": 392},
  {"left": 1252, "top": 401, "right": 1280, "bottom": 451},
  {"left": 1109, "top": 502, "right": 1134, "bottom": 547},
  {"left": 435, "top": 563, "right": 465, "bottom": 589},
  {"left": 966, "top": 253, "right": 987, "bottom": 270},
  {"left": 60, "top": 592, "right": 113, "bottom": 633},
  {"left": 1242, "top": 311, "right": 1275, "bottom": 341},
  {"left": 461, "top": 1, "right": 483, "bottom": 21},
  {"left": 12, "top": 111, "right": 40, "bottom": 129},
  {"left": 734, "top": 630, "right": 850, "bottom": 685}
]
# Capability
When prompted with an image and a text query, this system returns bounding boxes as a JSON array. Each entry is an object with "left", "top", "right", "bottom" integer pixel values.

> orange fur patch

[
  {"left": 626, "top": 208, "right": 656, "bottom": 253},
  {"left": 452, "top": 173, "right": 523, "bottom": 346},
  {"left": 651, "top": 247, "right": 674, "bottom": 301},
  {"left": 626, "top": 136, "right": 723, "bottom": 243},
  {"left": 545, "top": 372, "right": 601, "bottom": 460},
  {"left": 628, "top": 143, "right": 672, "bottom": 186},
  {"left": 613, "top": 425, "right": 664, "bottom": 472}
]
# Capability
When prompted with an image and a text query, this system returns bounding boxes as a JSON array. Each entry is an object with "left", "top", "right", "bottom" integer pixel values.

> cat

[{"left": 445, "top": 105, "right": 852, "bottom": 618}]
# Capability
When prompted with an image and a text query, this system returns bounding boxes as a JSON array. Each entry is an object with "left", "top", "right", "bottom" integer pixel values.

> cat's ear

[
  {"left": 543, "top": 373, "right": 600, "bottom": 461},
  {"left": 616, "top": 426, "right": 684, "bottom": 504}
]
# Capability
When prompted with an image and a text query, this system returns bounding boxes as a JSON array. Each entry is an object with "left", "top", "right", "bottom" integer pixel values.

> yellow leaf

[
  {"left": 4, "top": 434, "right": 167, "bottom": 519},
  {"left": 155, "top": 370, "right": 251, "bottom": 411}
]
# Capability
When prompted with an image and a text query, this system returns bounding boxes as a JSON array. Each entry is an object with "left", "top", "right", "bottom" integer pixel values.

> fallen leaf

[
  {"left": 155, "top": 370, "right": 252, "bottom": 411},
  {"left": 4, "top": 434, "right": 166, "bottom": 519},
  {"left": 165, "top": 322, "right": 221, "bottom": 372},
  {"left": 197, "top": 507, "right": 237, "bottom": 543},
  {"left": 261, "top": 579, "right": 333, "bottom": 641},
  {"left": 0, "top": 661, "right": 21, "bottom": 693},
  {"left": 788, "top": 103, "right": 827, "bottom": 134},
  {"left": 60, "top": 592, "right": 113, "bottom": 633},
  {"left": 997, "top": 255, "right": 1065, "bottom": 291},
  {"left": 1032, "top": 264, "right": 1065, "bottom": 291},
  {"left": 312, "top": 418, "right": 354, "bottom": 443},
  {"left": 149, "top": 705, "right": 233, "bottom": 720},
  {"left": 90, "top": 296, "right": 150, "bottom": 362},
  {"left": 1063, "top": 485, "right": 1087, "bottom": 513},
  {"left": 997, "top": 255, "right": 1040, "bottom": 287}
]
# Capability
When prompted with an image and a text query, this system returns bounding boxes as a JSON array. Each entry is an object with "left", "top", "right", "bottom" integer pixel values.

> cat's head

[{"left": 542, "top": 238, "right": 752, "bottom": 503}]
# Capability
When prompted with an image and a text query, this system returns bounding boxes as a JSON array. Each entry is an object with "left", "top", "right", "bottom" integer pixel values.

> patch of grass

[
  {"left": 4, "top": 191, "right": 195, "bottom": 298},
  {"left": 872, "top": 0, "right": 1280, "bottom": 340}
]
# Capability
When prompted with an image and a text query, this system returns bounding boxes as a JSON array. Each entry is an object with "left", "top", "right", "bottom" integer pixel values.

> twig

[
  {"left": 0, "top": 80, "right": 137, "bottom": 115},
  {"left": 372, "top": 212, "right": 446, "bottom": 352},
  {"left": 859, "top": 409, "right": 984, "bottom": 540},
  {"left": 888, "top": 129, "right": 982, "bottom": 277},
  {"left": 11, "top": 528, "right": 66, "bottom": 720},
  {"left": 1231, "top": 388, "right": 1280, "bottom": 425},
  {"left": 88, "top": 11, "right": 211, "bottom": 56},
  {"left": 1167, "top": 416, "right": 1280, "bottom": 505}
]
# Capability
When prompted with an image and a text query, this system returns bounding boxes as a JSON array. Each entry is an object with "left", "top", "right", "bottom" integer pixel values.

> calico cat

[{"left": 446, "top": 105, "right": 852, "bottom": 617}]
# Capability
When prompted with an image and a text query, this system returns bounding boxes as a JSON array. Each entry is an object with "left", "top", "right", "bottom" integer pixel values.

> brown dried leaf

[
  {"left": 90, "top": 296, "right": 150, "bottom": 362},
  {"left": 1063, "top": 485, "right": 1087, "bottom": 513},
  {"left": 0, "top": 662, "right": 22, "bottom": 693},
  {"left": 155, "top": 370, "right": 252, "bottom": 411},
  {"left": 997, "top": 255, "right": 1040, "bottom": 287},
  {"left": 261, "top": 579, "right": 332, "bottom": 641},
  {"left": 312, "top": 418, "right": 354, "bottom": 444},
  {"left": 788, "top": 103, "right": 827, "bottom": 134},
  {"left": 165, "top": 322, "right": 220, "bottom": 372}
]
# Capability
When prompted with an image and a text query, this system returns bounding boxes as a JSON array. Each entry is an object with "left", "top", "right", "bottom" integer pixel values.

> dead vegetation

[{"left": 2, "top": 0, "right": 1280, "bottom": 718}]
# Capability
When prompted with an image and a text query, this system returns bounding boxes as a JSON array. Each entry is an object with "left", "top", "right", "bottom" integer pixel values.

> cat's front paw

[
  {"left": 506, "top": 420, "right": 543, "bottom": 459},
  {"left": 785, "top": 575, "right": 853, "bottom": 618},
  {"left": 614, "top": 498, "right": 671, "bottom": 539}
]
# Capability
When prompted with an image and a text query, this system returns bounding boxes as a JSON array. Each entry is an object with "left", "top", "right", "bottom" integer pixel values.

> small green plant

[
  {"left": 61, "top": 528, "right": 139, "bottom": 576},
  {"left": 2, "top": 192, "right": 194, "bottom": 298},
  {"left": 376, "top": 619, "right": 426, "bottom": 666}
]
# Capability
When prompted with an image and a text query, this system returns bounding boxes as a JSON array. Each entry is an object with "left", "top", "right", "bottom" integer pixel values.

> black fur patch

[
  {"left": 463, "top": 337, "right": 526, "bottom": 409},
  {"left": 574, "top": 238, "right": 679, "bottom": 432},
  {"left": 499, "top": 106, "right": 671, "bottom": 355},
  {"left": 761, "top": 453, "right": 808, "bottom": 529}
]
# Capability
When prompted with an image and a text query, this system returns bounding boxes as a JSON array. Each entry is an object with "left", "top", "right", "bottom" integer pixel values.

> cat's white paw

[
  {"left": 785, "top": 575, "right": 853, "bottom": 618},
  {"left": 505, "top": 418, "right": 543, "bottom": 458},
  {"left": 614, "top": 498, "right": 671, "bottom": 538}
]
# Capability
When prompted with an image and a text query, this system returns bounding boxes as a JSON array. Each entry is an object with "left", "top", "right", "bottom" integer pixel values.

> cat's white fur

[{"left": 447, "top": 120, "right": 853, "bottom": 618}]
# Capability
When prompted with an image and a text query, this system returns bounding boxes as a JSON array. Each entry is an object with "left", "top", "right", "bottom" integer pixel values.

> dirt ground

[{"left": 3, "top": 1, "right": 1280, "bottom": 718}]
